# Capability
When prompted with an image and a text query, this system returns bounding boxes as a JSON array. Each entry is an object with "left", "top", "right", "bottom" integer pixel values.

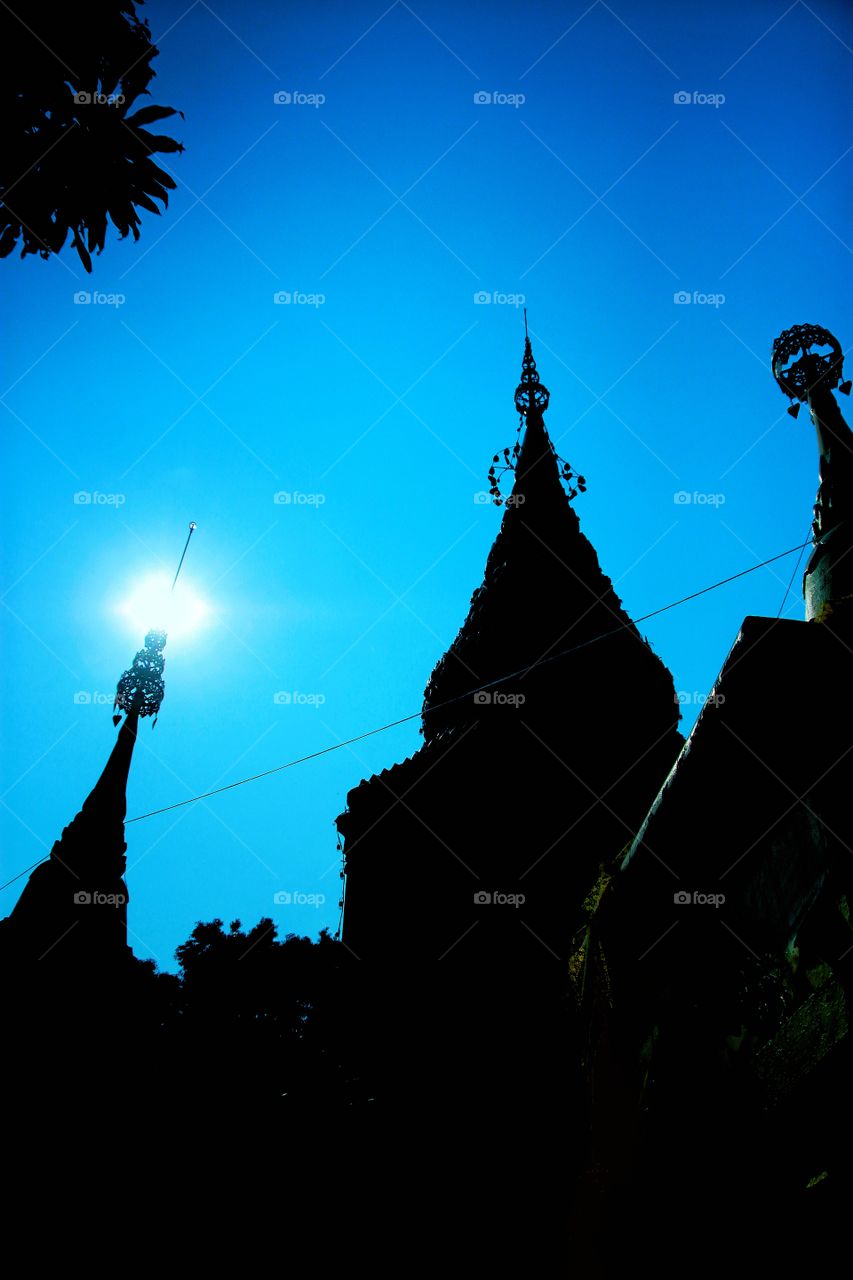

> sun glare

[{"left": 117, "top": 572, "right": 211, "bottom": 641}]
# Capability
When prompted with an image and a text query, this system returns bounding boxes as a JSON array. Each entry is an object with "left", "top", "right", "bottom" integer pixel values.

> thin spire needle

[{"left": 171, "top": 521, "right": 197, "bottom": 593}]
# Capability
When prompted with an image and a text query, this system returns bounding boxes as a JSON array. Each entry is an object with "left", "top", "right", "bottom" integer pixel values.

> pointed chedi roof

[
  {"left": 421, "top": 327, "right": 682, "bottom": 766},
  {"left": 338, "top": 325, "right": 684, "bottom": 967},
  {"left": 1, "top": 630, "right": 167, "bottom": 965}
]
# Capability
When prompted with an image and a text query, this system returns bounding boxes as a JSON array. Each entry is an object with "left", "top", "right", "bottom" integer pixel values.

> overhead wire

[{"left": 0, "top": 538, "right": 812, "bottom": 892}]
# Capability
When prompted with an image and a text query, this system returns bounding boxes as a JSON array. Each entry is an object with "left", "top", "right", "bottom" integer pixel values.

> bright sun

[{"left": 116, "top": 572, "right": 211, "bottom": 641}]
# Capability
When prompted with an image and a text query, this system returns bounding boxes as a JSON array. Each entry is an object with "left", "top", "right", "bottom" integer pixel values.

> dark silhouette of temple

[
  {"left": 1, "top": 628, "right": 165, "bottom": 969},
  {"left": 3, "top": 322, "right": 853, "bottom": 1263},
  {"left": 338, "top": 334, "right": 683, "bottom": 965},
  {"left": 568, "top": 323, "right": 853, "bottom": 1263},
  {"left": 334, "top": 332, "right": 685, "bottom": 1228},
  {"left": 0, "top": 631, "right": 167, "bottom": 1115}
]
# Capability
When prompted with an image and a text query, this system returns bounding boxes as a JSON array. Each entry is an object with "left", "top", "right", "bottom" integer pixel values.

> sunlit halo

[{"left": 116, "top": 572, "right": 211, "bottom": 641}]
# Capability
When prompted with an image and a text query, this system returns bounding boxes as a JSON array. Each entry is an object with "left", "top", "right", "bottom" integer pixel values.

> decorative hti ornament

[
  {"left": 771, "top": 323, "right": 850, "bottom": 414},
  {"left": 514, "top": 311, "right": 551, "bottom": 420},
  {"left": 487, "top": 310, "right": 586, "bottom": 506},
  {"left": 771, "top": 325, "right": 853, "bottom": 620},
  {"left": 111, "top": 521, "right": 197, "bottom": 726},
  {"left": 113, "top": 629, "right": 166, "bottom": 726}
]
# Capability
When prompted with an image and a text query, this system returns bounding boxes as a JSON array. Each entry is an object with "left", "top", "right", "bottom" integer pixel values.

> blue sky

[{"left": 2, "top": 0, "right": 851, "bottom": 969}]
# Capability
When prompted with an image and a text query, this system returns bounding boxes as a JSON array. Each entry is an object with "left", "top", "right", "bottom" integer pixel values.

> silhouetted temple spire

[
  {"left": 338, "top": 327, "right": 683, "bottom": 1052},
  {"left": 1, "top": 630, "right": 167, "bottom": 964},
  {"left": 514, "top": 315, "right": 550, "bottom": 418},
  {"left": 772, "top": 323, "right": 853, "bottom": 622},
  {"left": 422, "top": 328, "right": 679, "bottom": 746}
]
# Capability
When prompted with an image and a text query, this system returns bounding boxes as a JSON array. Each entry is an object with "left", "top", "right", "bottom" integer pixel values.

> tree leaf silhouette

[{"left": 0, "top": 1, "right": 183, "bottom": 271}]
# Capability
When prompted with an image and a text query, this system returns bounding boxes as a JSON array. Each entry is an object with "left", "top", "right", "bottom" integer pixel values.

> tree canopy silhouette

[
  {"left": 1, "top": 914, "right": 375, "bottom": 1128},
  {"left": 167, "top": 918, "right": 372, "bottom": 1114},
  {"left": 0, "top": 0, "right": 183, "bottom": 272}
]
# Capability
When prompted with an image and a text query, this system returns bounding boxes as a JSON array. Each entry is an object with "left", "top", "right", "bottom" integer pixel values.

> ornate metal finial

[
  {"left": 770, "top": 324, "right": 853, "bottom": 620},
  {"left": 113, "top": 629, "right": 167, "bottom": 727},
  {"left": 514, "top": 315, "right": 550, "bottom": 418},
  {"left": 109, "top": 523, "right": 197, "bottom": 727},
  {"left": 771, "top": 323, "right": 851, "bottom": 419},
  {"left": 488, "top": 325, "right": 585, "bottom": 506}
]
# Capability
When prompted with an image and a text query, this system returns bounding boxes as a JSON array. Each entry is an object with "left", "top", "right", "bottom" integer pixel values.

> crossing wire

[{"left": 0, "top": 539, "right": 812, "bottom": 891}]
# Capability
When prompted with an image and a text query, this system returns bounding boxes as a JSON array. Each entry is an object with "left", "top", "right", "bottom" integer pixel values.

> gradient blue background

[{"left": 2, "top": 0, "right": 851, "bottom": 969}]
